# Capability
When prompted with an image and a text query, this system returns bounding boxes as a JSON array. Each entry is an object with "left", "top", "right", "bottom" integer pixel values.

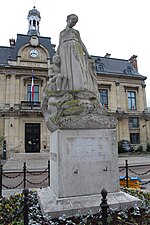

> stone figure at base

[
  {"left": 49, "top": 54, "right": 67, "bottom": 90},
  {"left": 54, "top": 14, "right": 99, "bottom": 96}
]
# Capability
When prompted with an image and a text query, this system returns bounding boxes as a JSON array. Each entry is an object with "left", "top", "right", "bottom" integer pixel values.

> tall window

[
  {"left": 129, "top": 117, "right": 139, "bottom": 128},
  {"left": 128, "top": 91, "right": 136, "bottom": 110},
  {"left": 27, "top": 85, "right": 39, "bottom": 102},
  {"left": 130, "top": 133, "right": 140, "bottom": 144},
  {"left": 99, "top": 89, "right": 108, "bottom": 108}
]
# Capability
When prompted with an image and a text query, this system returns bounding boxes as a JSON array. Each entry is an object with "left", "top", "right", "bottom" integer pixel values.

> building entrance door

[{"left": 25, "top": 123, "right": 40, "bottom": 153}]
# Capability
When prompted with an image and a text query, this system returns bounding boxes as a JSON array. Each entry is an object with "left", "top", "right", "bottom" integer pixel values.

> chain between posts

[
  {"left": 0, "top": 160, "right": 50, "bottom": 197},
  {"left": 128, "top": 167, "right": 150, "bottom": 176},
  {"left": 120, "top": 159, "right": 150, "bottom": 188}
]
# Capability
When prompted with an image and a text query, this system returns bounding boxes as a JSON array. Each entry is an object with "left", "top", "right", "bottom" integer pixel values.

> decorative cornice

[
  {"left": 98, "top": 83, "right": 111, "bottom": 91},
  {"left": 115, "top": 81, "right": 120, "bottom": 86},
  {"left": 15, "top": 75, "right": 21, "bottom": 79},
  {"left": 114, "top": 110, "right": 150, "bottom": 121},
  {"left": 6, "top": 74, "right": 11, "bottom": 79},
  {"left": 124, "top": 85, "right": 139, "bottom": 92},
  {"left": 141, "top": 83, "right": 146, "bottom": 88},
  {"left": 0, "top": 109, "right": 42, "bottom": 117},
  {"left": 23, "top": 75, "right": 44, "bottom": 86}
]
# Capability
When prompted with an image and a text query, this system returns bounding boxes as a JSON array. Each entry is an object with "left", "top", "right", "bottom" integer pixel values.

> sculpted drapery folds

[
  {"left": 42, "top": 14, "right": 115, "bottom": 133},
  {"left": 50, "top": 14, "right": 98, "bottom": 96}
]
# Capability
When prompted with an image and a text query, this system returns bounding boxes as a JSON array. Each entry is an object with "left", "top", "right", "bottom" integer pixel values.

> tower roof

[
  {"left": 27, "top": 6, "right": 41, "bottom": 36},
  {"left": 28, "top": 6, "right": 41, "bottom": 18}
]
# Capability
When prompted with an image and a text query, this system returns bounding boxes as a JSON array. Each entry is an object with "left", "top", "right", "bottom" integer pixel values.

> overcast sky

[{"left": 0, "top": 0, "right": 150, "bottom": 106}]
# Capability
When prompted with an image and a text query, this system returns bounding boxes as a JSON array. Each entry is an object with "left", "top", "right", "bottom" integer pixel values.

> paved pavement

[
  {"left": 118, "top": 155, "right": 150, "bottom": 167},
  {"left": 2, "top": 159, "right": 49, "bottom": 172},
  {"left": 1, "top": 155, "right": 150, "bottom": 171}
]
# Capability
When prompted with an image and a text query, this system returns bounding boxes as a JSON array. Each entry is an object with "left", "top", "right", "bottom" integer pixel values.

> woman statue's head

[{"left": 66, "top": 14, "right": 78, "bottom": 28}]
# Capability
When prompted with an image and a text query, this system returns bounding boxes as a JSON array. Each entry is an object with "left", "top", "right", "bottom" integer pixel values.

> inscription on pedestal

[{"left": 67, "top": 137, "right": 111, "bottom": 161}]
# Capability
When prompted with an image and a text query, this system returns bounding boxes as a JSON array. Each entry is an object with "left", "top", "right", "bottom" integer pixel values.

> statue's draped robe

[{"left": 58, "top": 27, "right": 98, "bottom": 94}]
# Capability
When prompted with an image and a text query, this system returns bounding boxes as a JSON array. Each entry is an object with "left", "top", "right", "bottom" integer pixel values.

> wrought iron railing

[{"left": 21, "top": 101, "right": 41, "bottom": 108}]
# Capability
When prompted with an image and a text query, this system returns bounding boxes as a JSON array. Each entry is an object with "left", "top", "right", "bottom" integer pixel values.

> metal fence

[
  {"left": 0, "top": 160, "right": 50, "bottom": 198},
  {"left": 1, "top": 186, "right": 149, "bottom": 225},
  {"left": 0, "top": 159, "right": 150, "bottom": 224},
  {"left": 2, "top": 187, "right": 109, "bottom": 225},
  {"left": 119, "top": 159, "right": 150, "bottom": 188}
]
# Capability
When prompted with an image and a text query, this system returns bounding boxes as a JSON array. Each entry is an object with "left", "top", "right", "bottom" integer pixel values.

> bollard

[
  {"left": 0, "top": 165, "right": 3, "bottom": 198},
  {"left": 125, "top": 159, "right": 129, "bottom": 188},
  {"left": 23, "top": 189, "right": 29, "bottom": 225},
  {"left": 100, "top": 188, "right": 109, "bottom": 225}
]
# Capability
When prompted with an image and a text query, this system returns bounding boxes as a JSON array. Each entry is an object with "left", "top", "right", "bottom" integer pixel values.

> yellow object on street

[{"left": 120, "top": 176, "right": 141, "bottom": 190}]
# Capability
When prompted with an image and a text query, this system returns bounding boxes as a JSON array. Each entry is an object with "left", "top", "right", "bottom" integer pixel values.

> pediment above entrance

[{"left": 23, "top": 75, "right": 44, "bottom": 86}]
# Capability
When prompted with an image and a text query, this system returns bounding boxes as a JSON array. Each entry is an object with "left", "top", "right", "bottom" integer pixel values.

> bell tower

[{"left": 27, "top": 6, "right": 41, "bottom": 36}]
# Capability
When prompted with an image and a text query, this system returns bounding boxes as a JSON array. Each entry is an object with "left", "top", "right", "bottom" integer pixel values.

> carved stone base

[
  {"left": 38, "top": 187, "right": 141, "bottom": 218},
  {"left": 42, "top": 88, "right": 116, "bottom": 132}
]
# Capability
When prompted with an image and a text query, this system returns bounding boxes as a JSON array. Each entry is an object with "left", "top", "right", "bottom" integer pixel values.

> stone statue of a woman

[
  {"left": 42, "top": 14, "right": 115, "bottom": 133},
  {"left": 55, "top": 14, "right": 99, "bottom": 96}
]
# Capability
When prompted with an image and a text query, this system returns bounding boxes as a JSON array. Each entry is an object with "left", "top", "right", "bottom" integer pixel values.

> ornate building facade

[
  {"left": 0, "top": 7, "right": 150, "bottom": 158},
  {"left": 0, "top": 7, "right": 55, "bottom": 157},
  {"left": 95, "top": 54, "right": 150, "bottom": 146}
]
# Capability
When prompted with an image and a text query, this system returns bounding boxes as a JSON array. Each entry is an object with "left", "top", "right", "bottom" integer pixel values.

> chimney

[
  {"left": 9, "top": 38, "right": 15, "bottom": 47},
  {"left": 104, "top": 53, "right": 111, "bottom": 57},
  {"left": 129, "top": 55, "right": 138, "bottom": 71}
]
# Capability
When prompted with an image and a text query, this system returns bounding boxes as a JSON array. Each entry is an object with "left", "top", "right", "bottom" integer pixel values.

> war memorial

[{"left": 38, "top": 14, "right": 141, "bottom": 218}]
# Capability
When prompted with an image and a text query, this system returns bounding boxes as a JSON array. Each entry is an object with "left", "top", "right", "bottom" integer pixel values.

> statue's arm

[
  {"left": 56, "top": 31, "right": 63, "bottom": 55},
  {"left": 77, "top": 30, "right": 91, "bottom": 57},
  {"left": 56, "top": 29, "right": 66, "bottom": 54},
  {"left": 56, "top": 35, "right": 61, "bottom": 55}
]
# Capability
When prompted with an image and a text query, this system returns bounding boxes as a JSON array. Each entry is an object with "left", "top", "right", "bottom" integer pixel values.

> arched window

[
  {"left": 33, "top": 20, "right": 36, "bottom": 27},
  {"left": 96, "top": 63, "right": 104, "bottom": 72},
  {"left": 124, "top": 66, "right": 133, "bottom": 75}
]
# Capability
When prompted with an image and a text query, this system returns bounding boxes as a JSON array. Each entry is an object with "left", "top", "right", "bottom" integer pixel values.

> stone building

[
  {"left": 0, "top": 7, "right": 150, "bottom": 158},
  {"left": 0, "top": 7, "right": 55, "bottom": 157},
  {"left": 94, "top": 54, "right": 150, "bottom": 147}
]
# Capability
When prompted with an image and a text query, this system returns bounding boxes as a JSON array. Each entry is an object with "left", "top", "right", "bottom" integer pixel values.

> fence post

[
  {"left": 23, "top": 162, "right": 26, "bottom": 189},
  {"left": 23, "top": 189, "right": 29, "bottom": 225},
  {"left": 125, "top": 159, "right": 129, "bottom": 188},
  {"left": 48, "top": 160, "right": 50, "bottom": 186},
  {"left": 100, "top": 188, "right": 109, "bottom": 225},
  {"left": 3, "top": 140, "right": 7, "bottom": 160},
  {"left": 0, "top": 165, "right": 3, "bottom": 198}
]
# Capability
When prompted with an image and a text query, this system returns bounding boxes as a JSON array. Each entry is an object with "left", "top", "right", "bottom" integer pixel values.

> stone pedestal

[
  {"left": 50, "top": 129, "right": 119, "bottom": 197},
  {"left": 39, "top": 89, "right": 141, "bottom": 218},
  {"left": 38, "top": 128, "right": 141, "bottom": 218},
  {"left": 38, "top": 187, "right": 141, "bottom": 218}
]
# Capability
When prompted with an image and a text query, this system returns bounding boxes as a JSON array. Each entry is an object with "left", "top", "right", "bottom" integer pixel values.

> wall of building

[{"left": 97, "top": 74, "right": 149, "bottom": 149}]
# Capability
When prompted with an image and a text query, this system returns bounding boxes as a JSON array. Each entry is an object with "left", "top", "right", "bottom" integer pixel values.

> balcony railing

[{"left": 21, "top": 101, "right": 41, "bottom": 109}]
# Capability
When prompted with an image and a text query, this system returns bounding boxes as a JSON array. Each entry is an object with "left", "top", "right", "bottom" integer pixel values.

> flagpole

[{"left": 31, "top": 70, "right": 34, "bottom": 102}]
